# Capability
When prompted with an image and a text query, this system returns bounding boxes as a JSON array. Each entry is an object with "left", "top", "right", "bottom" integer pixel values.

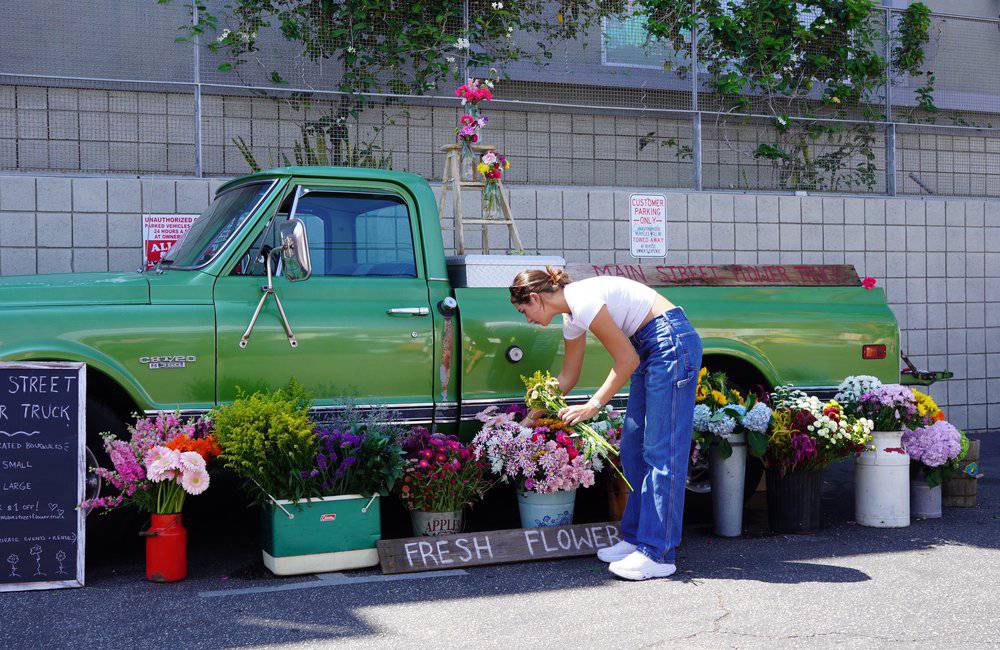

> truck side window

[{"left": 293, "top": 192, "right": 417, "bottom": 277}]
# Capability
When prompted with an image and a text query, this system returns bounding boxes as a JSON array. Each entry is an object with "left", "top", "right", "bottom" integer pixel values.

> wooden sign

[
  {"left": 377, "top": 521, "right": 622, "bottom": 574},
  {"left": 568, "top": 263, "right": 861, "bottom": 287},
  {"left": 0, "top": 362, "right": 86, "bottom": 592}
]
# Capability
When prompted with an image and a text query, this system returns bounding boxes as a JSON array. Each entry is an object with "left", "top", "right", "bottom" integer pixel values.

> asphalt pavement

[{"left": 2, "top": 435, "right": 998, "bottom": 649}]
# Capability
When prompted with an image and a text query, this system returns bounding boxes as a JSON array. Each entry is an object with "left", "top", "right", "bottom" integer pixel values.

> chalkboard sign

[{"left": 0, "top": 362, "right": 85, "bottom": 592}]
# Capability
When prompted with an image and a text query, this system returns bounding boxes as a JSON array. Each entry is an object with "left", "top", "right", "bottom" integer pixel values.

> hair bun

[{"left": 545, "top": 265, "right": 570, "bottom": 287}]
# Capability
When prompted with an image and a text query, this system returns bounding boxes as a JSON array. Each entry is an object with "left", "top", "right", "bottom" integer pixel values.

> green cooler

[{"left": 261, "top": 494, "right": 381, "bottom": 575}]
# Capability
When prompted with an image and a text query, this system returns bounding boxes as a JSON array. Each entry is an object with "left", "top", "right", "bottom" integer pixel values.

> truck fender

[
  {"left": 2, "top": 343, "right": 153, "bottom": 411},
  {"left": 699, "top": 337, "right": 780, "bottom": 388}
]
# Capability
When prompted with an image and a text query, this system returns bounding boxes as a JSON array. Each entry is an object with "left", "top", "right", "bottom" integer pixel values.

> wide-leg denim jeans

[{"left": 620, "top": 307, "right": 703, "bottom": 564}]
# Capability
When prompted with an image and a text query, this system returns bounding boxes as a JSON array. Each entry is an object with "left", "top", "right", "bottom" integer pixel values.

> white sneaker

[
  {"left": 597, "top": 540, "right": 637, "bottom": 563},
  {"left": 608, "top": 551, "right": 677, "bottom": 581}
]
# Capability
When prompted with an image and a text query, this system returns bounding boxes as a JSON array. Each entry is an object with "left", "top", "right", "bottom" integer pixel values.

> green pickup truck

[{"left": 0, "top": 166, "right": 945, "bottom": 490}]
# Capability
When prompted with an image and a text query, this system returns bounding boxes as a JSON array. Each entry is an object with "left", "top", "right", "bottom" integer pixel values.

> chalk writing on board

[{"left": 1, "top": 431, "right": 40, "bottom": 437}]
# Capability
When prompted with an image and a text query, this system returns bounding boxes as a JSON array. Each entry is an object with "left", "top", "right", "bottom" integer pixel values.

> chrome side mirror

[{"left": 279, "top": 217, "right": 312, "bottom": 282}]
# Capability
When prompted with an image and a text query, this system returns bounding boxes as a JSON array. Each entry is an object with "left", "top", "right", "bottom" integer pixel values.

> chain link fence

[{"left": 0, "top": 1, "right": 998, "bottom": 197}]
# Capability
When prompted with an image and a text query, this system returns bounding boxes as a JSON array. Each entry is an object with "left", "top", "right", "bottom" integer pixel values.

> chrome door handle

[{"left": 386, "top": 307, "right": 430, "bottom": 317}]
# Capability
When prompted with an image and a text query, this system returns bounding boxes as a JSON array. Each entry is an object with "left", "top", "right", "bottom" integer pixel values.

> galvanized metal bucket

[
  {"left": 855, "top": 430, "right": 910, "bottom": 528},
  {"left": 410, "top": 510, "right": 464, "bottom": 537},
  {"left": 710, "top": 432, "right": 746, "bottom": 537},
  {"left": 910, "top": 476, "right": 943, "bottom": 519}
]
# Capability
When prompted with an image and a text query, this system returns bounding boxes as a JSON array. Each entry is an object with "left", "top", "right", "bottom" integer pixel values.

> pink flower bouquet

[
  {"left": 470, "top": 406, "right": 596, "bottom": 494},
  {"left": 81, "top": 412, "right": 218, "bottom": 514}
]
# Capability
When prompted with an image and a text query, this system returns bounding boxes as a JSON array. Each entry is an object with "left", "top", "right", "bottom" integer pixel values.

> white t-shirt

[{"left": 562, "top": 276, "right": 658, "bottom": 340}]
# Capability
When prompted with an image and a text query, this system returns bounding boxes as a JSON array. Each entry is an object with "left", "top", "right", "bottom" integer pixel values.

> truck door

[{"left": 214, "top": 182, "right": 434, "bottom": 420}]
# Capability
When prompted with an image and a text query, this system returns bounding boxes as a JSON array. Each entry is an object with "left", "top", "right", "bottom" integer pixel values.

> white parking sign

[{"left": 629, "top": 194, "right": 667, "bottom": 258}]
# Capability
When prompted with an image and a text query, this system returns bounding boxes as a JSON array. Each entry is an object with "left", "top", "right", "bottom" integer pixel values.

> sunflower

[
  {"left": 711, "top": 390, "right": 728, "bottom": 405},
  {"left": 696, "top": 384, "right": 709, "bottom": 402}
]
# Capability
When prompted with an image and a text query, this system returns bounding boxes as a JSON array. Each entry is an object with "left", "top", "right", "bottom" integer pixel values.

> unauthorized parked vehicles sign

[{"left": 629, "top": 194, "right": 667, "bottom": 258}]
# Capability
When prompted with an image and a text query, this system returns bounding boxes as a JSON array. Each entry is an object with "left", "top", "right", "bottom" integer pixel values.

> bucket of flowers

[
  {"left": 835, "top": 376, "right": 924, "bottom": 527},
  {"left": 754, "top": 386, "right": 873, "bottom": 533},
  {"left": 589, "top": 406, "right": 626, "bottom": 520},
  {"left": 211, "top": 381, "right": 405, "bottom": 575},
  {"left": 472, "top": 405, "right": 603, "bottom": 528},
  {"left": 396, "top": 426, "right": 493, "bottom": 536},
  {"left": 903, "top": 418, "right": 968, "bottom": 519},
  {"left": 692, "top": 368, "right": 772, "bottom": 537},
  {"left": 80, "top": 412, "right": 219, "bottom": 583}
]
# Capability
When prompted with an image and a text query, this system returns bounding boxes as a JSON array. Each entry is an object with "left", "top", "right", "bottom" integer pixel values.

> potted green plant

[
  {"left": 396, "top": 427, "right": 493, "bottom": 536},
  {"left": 211, "top": 382, "right": 405, "bottom": 575}
]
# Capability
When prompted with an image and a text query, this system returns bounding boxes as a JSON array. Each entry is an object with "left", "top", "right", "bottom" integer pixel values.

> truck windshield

[{"left": 161, "top": 180, "right": 274, "bottom": 269}]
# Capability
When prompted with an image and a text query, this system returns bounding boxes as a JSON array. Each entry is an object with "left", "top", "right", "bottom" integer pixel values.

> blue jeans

[{"left": 620, "top": 307, "right": 702, "bottom": 564}]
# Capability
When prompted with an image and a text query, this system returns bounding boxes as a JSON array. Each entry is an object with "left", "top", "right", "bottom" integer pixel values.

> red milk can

[{"left": 143, "top": 514, "right": 187, "bottom": 582}]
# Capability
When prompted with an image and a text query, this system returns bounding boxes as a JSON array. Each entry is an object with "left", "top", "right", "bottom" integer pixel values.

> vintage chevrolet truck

[{"left": 0, "top": 167, "right": 946, "bottom": 496}]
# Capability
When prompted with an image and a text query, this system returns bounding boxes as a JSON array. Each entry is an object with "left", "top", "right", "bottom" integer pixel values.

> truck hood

[{"left": 0, "top": 272, "right": 150, "bottom": 307}]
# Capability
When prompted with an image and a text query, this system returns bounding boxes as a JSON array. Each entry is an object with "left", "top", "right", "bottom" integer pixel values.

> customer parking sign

[{"left": 629, "top": 194, "right": 667, "bottom": 258}]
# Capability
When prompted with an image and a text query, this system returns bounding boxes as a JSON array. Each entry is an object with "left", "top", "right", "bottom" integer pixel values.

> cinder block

[
  {"left": 108, "top": 179, "right": 142, "bottom": 212},
  {"left": 71, "top": 178, "right": 107, "bottom": 212},
  {"left": 844, "top": 198, "right": 865, "bottom": 224},
  {"left": 73, "top": 213, "right": 107, "bottom": 247},
  {"left": 886, "top": 200, "right": 905, "bottom": 225},
  {"left": 734, "top": 195, "right": 755, "bottom": 222},
  {"left": 822, "top": 198, "right": 844, "bottom": 223},
  {"left": 801, "top": 196, "right": 823, "bottom": 224},
  {"left": 779, "top": 224, "right": 801, "bottom": 250},
  {"left": 589, "top": 221, "right": 614, "bottom": 249},
  {"left": 37, "top": 248, "right": 73, "bottom": 274},
  {"left": 778, "top": 196, "right": 801, "bottom": 223},
  {"left": 108, "top": 248, "right": 143, "bottom": 273},
  {"left": 802, "top": 225, "right": 823, "bottom": 250},
  {"left": 711, "top": 194, "right": 734, "bottom": 222},
  {"left": 712, "top": 223, "right": 735, "bottom": 250},
  {"left": 72, "top": 248, "right": 108, "bottom": 272},
  {"left": 665, "top": 193, "right": 687, "bottom": 222},
  {"left": 688, "top": 194, "right": 710, "bottom": 222},
  {"left": 0, "top": 176, "right": 36, "bottom": 210},
  {"left": 537, "top": 219, "right": 563, "bottom": 248},
  {"left": 108, "top": 213, "right": 142, "bottom": 248},
  {"left": 757, "top": 224, "right": 779, "bottom": 250},
  {"left": 509, "top": 188, "right": 536, "bottom": 220},
  {"left": 536, "top": 190, "right": 562, "bottom": 220},
  {"left": 926, "top": 200, "right": 945, "bottom": 225},
  {"left": 865, "top": 226, "right": 887, "bottom": 251},
  {"left": 0, "top": 248, "right": 36, "bottom": 275},
  {"left": 945, "top": 200, "right": 966, "bottom": 226},
  {"left": 688, "top": 222, "right": 711, "bottom": 250},
  {"left": 36, "top": 213, "right": 72, "bottom": 247},
  {"left": 864, "top": 199, "right": 885, "bottom": 224},
  {"left": 756, "top": 195, "right": 778, "bottom": 223},
  {"left": 0, "top": 213, "right": 35, "bottom": 247},
  {"left": 735, "top": 223, "right": 757, "bottom": 250},
  {"left": 141, "top": 179, "right": 176, "bottom": 213},
  {"left": 36, "top": 177, "right": 72, "bottom": 211},
  {"left": 562, "top": 190, "right": 589, "bottom": 219},
  {"left": 176, "top": 180, "right": 210, "bottom": 213},
  {"left": 588, "top": 192, "right": 613, "bottom": 220},
  {"left": 564, "top": 220, "right": 590, "bottom": 249}
]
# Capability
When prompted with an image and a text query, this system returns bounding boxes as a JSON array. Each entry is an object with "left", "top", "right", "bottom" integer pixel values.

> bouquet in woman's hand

[{"left": 521, "top": 370, "right": 630, "bottom": 487}]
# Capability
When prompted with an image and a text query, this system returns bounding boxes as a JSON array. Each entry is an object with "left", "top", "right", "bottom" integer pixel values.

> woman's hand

[
  {"left": 520, "top": 409, "right": 546, "bottom": 427},
  {"left": 558, "top": 403, "right": 600, "bottom": 426}
]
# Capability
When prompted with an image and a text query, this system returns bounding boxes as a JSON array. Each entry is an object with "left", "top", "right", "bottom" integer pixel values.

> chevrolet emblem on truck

[{"left": 139, "top": 356, "right": 197, "bottom": 369}]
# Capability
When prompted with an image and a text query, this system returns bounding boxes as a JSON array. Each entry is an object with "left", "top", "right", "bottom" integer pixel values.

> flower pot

[
  {"left": 517, "top": 489, "right": 576, "bottom": 528},
  {"left": 910, "top": 475, "right": 942, "bottom": 519},
  {"left": 710, "top": 433, "right": 746, "bottom": 537},
  {"left": 765, "top": 468, "right": 822, "bottom": 533},
  {"left": 410, "top": 510, "right": 464, "bottom": 537},
  {"left": 606, "top": 472, "right": 629, "bottom": 521},
  {"left": 260, "top": 495, "right": 381, "bottom": 575},
  {"left": 145, "top": 513, "right": 187, "bottom": 583},
  {"left": 854, "top": 430, "right": 910, "bottom": 528}
]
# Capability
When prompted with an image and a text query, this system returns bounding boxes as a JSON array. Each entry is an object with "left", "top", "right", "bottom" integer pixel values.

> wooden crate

[{"left": 943, "top": 439, "right": 980, "bottom": 508}]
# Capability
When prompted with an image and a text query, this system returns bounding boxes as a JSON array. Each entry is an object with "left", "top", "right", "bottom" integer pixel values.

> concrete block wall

[{"left": 1, "top": 172, "right": 998, "bottom": 432}]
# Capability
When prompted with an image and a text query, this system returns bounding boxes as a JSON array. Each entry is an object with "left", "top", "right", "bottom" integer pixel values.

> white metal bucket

[
  {"left": 517, "top": 489, "right": 576, "bottom": 528},
  {"left": 855, "top": 430, "right": 910, "bottom": 528}
]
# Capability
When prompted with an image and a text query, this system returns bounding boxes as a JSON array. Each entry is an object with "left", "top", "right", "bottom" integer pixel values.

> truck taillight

[{"left": 862, "top": 345, "right": 886, "bottom": 360}]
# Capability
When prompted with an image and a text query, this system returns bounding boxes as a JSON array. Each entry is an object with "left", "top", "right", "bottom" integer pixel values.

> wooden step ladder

[{"left": 437, "top": 143, "right": 523, "bottom": 255}]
